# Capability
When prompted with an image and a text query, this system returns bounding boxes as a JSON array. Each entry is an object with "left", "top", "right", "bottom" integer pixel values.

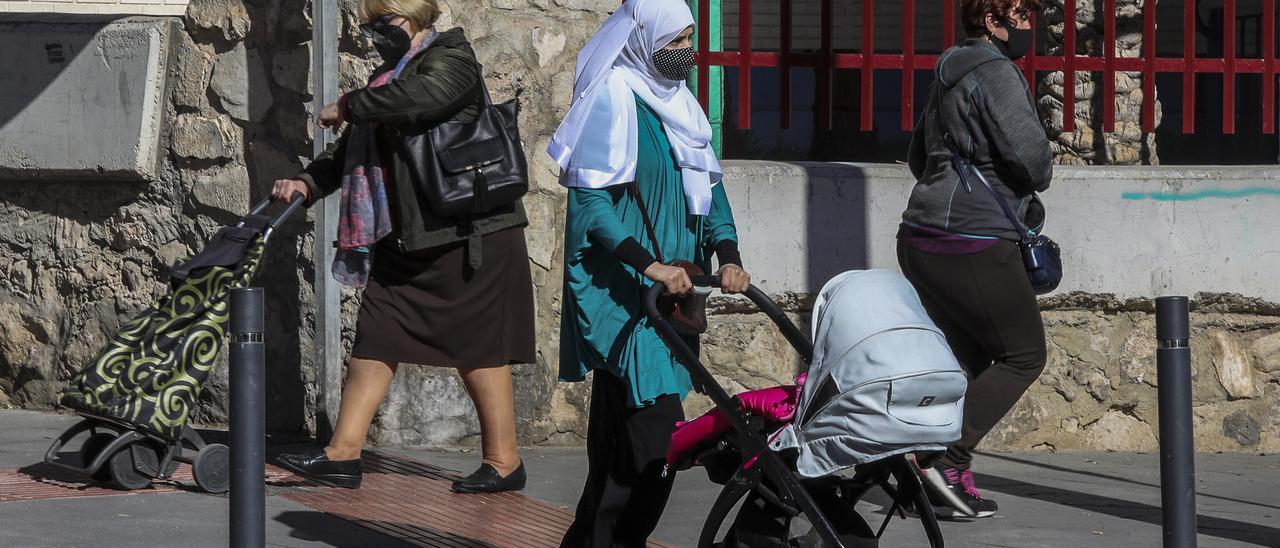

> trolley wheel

[
  {"left": 81, "top": 433, "right": 117, "bottom": 482},
  {"left": 131, "top": 443, "right": 180, "bottom": 479},
  {"left": 106, "top": 445, "right": 154, "bottom": 490},
  {"left": 193, "top": 443, "right": 230, "bottom": 494}
]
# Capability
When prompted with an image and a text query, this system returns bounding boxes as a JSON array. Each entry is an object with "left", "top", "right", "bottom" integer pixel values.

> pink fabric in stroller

[{"left": 667, "top": 374, "right": 807, "bottom": 466}]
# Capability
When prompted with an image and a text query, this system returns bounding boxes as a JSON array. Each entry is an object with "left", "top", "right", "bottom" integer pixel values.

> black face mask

[
  {"left": 362, "top": 19, "right": 413, "bottom": 61},
  {"left": 993, "top": 22, "right": 1033, "bottom": 60},
  {"left": 652, "top": 47, "right": 695, "bottom": 81}
]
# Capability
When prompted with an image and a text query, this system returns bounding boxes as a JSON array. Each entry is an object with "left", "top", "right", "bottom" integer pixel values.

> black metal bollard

[
  {"left": 1155, "top": 296, "right": 1196, "bottom": 548},
  {"left": 230, "top": 287, "right": 266, "bottom": 548}
]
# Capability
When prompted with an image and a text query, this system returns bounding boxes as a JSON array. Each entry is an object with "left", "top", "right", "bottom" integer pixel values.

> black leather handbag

[
  {"left": 948, "top": 136, "right": 1063, "bottom": 295},
  {"left": 397, "top": 64, "right": 528, "bottom": 217}
]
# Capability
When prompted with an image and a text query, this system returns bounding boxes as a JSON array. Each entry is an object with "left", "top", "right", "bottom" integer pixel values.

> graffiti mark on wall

[{"left": 1121, "top": 187, "right": 1280, "bottom": 201}]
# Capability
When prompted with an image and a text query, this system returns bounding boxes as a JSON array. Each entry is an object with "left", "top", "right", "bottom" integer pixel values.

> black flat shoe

[
  {"left": 275, "top": 448, "right": 363, "bottom": 489},
  {"left": 450, "top": 462, "right": 526, "bottom": 494}
]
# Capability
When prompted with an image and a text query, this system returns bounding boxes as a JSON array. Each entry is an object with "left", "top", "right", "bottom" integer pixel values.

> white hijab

[{"left": 547, "top": 0, "right": 721, "bottom": 215}]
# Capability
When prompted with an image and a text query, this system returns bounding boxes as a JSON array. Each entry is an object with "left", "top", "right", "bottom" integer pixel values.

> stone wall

[
  {"left": 1039, "top": 0, "right": 1160, "bottom": 165},
  {"left": 0, "top": 0, "right": 611, "bottom": 445},
  {"left": 690, "top": 294, "right": 1280, "bottom": 455}
]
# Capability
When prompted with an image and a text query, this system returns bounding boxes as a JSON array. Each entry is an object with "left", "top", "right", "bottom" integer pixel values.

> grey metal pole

[
  {"left": 230, "top": 287, "right": 266, "bottom": 548},
  {"left": 312, "top": 0, "right": 342, "bottom": 439},
  {"left": 1155, "top": 296, "right": 1196, "bottom": 548}
]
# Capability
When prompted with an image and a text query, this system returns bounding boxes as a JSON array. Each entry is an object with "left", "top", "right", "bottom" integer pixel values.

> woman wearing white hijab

[{"left": 552, "top": 0, "right": 751, "bottom": 544}]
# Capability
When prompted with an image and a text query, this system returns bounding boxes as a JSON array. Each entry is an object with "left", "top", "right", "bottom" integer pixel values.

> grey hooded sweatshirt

[{"left": 903, "top": 38, "right": 1053, "bottom": 241}]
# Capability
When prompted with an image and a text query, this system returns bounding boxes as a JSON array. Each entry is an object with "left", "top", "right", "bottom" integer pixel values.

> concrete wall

[{"left": 723, "top": 161, "right": 1280, "bottom": 303}]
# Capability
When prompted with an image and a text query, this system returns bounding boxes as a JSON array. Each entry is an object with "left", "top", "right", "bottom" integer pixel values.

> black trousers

[
  {"left": 560, "top": 372, "right": 685, "bottom": 548},
  {"left": 897, "top": 240, "right": 1048, "bottom": 470}
]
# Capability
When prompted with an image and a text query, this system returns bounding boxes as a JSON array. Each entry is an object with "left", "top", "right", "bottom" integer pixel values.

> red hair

[{"left": 960, "top": 0, "right": 1043, "bottom": 37}]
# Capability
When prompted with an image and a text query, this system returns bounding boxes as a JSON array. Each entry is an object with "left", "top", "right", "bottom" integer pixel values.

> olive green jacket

[{"left": 297, "top": 28, "right": 527, "bottom": 267}]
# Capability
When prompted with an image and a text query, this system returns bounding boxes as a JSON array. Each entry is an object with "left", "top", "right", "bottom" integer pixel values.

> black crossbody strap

[
  {"left": 627, "top": 181, "right": 665, "bottom": 264},
  {"left": 945, "top": 134, "right": 1033, "bottom": 244}
]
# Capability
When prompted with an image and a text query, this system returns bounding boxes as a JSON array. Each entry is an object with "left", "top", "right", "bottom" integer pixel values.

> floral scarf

[{"left": 332, "top": 30, "right": 439, "bottom": 287}]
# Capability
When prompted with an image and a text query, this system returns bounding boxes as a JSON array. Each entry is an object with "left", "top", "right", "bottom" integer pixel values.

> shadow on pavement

[
  {"left": 980, "top": 451, "right": 1280, "bottom": 512},
  {"left": 974, "top": 472, "right": 1280, "bottom": 546},
  {"left": 274, "top": 510, "right": 494, "bottom": 547}
]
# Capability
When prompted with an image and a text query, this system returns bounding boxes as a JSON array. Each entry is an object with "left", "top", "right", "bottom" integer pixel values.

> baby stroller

[
  {"left": 42, "top": 194, "right": 305, "bottom": 493},
  {"left": 649, "top": 269, "right": 968, "bottom": 547}
]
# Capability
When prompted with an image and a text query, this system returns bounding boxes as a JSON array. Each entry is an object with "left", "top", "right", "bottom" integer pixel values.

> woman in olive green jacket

[{"left": 272, "top": 0, "right": 533, "bottom": 494}]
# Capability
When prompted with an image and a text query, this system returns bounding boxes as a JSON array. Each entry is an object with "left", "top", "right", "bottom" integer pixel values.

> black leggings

[
  {"left": 897, "top": 239, "right": 1047, "bottom": 470},
  {"left": 560, "top": 372, "right": 684, "bottom": 548}
]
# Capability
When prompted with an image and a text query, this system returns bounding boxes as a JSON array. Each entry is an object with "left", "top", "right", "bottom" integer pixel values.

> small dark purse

[
  {"left": 397, "top": 63, "right": 528, "bottom": 217},
  {"left": 628, "top": 182, "right": 709, "bottom": 336},
  {"left": 948, "top": 136, "right": 1063, "bottom": 295}
]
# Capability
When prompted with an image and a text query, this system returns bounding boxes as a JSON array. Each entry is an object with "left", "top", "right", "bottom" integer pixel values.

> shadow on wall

[
  {"left": 0, "top": 15, "right": 122, "bottom": 129},
  {"left": 192, "top": 0, "right": 319, "bottom": 438},
  {"left": 802, "top": 162, "right": 871, "bottom": 293},
  {"left": 0, "top": 15, "right": 168, "bottom": 408}
]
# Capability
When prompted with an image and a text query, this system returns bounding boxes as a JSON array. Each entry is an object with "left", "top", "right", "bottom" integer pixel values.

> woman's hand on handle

[
  {"left": 318, "top": 101, "right": 344, "bottom": 130},
  {"left": 644, "top": 263, "right": 693, "bottom": 296},
  {"left": 272, "top": 178, "right": 312, "bottom": 204},
  {"left": 717, "top": 264, "right": 751, "bottom": 294}
]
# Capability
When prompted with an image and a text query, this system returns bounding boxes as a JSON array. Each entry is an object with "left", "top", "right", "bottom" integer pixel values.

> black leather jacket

[{"left": 299, "top": 27, "right": 527, "bottom": 260}]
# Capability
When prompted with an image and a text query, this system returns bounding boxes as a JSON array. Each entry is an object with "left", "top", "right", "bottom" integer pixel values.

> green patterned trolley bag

[{"left": 44, "top": 196, "right": 303, "bottom": 493}]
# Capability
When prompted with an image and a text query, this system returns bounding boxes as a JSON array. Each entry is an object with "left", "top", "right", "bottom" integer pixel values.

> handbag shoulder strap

[
  {"left": 627, "top": 181, "right": 666, "bottom": 264},
  {"left": 944, "top": 134, "right": 1033, "bottom": 243},
  {"left": 473, "top": 62, "right": 493, "bottom": 108}
]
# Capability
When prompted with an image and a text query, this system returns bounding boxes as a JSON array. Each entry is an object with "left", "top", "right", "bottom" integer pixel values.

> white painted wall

[{"left": 722, "top": 160, "right": 1280, "bottom": 303}]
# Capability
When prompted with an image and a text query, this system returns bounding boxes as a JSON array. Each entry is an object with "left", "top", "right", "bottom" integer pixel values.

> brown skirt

[{"left": 350, "top": 227, "right": 537, "bottom": 368}]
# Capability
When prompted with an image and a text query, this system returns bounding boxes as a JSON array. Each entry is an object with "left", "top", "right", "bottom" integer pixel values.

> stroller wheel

[
  {"left": 81, "top": 433, "right": 118, "bottom": 482},
  {"left": 193, "top": 443, "right": 230, "bottom": 494},
  {"left": 106, "top": 445, "right": 155, "bottom": 490}
]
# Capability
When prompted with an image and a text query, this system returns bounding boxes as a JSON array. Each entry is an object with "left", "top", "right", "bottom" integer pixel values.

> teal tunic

[{"left": 559, "top": 97, "right": 739, "bottom": 408}]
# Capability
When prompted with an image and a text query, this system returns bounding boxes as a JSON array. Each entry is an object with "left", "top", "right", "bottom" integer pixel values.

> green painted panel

[{"left": 688, "top": 0, "right": 724, "bottom": 155}]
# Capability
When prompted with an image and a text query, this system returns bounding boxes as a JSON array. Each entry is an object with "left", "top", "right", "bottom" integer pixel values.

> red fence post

[
  {"left": 1142, "top": 0, "right": 1157, "bottom": 132},
  {"left": 943, "top": 0, "right": 955, "bottom": 51},
  {"left": 860, "top": 0, "right": 875, "bottom": 131},
  {"left": 1184, "top": 0, "right": 1197, "bottom": 133},
  {"left": 1064, "top": 0, "right": 1077, "bottom": 133},
  {"left": 1103, "top": 0, "right": 1116, "bottom": 132},
  {"left": 697, "top": 0, "right": 711, "bottom": 113},
  {"left": 819, "top": 0, "right": 832, "bottom": 130},
  {"left": 1223, "top": 0, "right": 1236, "bottom": 134},
  {"left": 738, "top": 0, "right": 753, "bottom": 130},
  {"left": 780, "top": 0, "right": 792, "bottom": 129},
  {"left": 901, "top": 0, "right": 915, "bottom": 131},
  {"left": 1265, "top": 0, "right": 1277, "bottom": 134},
  {"left": 1022, "top": 11, "right": 1038, "bottom": 94}
]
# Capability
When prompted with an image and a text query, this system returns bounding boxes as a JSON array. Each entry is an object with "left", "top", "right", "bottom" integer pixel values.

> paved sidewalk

[{"left": 2, "top": 409, "right": 1277, "bottom": 547}]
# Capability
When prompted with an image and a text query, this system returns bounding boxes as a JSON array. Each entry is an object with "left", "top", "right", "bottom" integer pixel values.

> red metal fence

[{"left": 694, "top": 0, "right": 1278, "bottom": 135}]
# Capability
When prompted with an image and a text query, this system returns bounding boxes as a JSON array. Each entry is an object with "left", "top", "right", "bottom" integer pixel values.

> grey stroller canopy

[{"left": 770, "top": 269, "right": 969, "bottom": 478}]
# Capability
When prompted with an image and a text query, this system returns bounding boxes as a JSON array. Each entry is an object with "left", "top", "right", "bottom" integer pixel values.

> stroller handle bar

[{"left": 643, "top": 276, "right": 814, "bottom": 364}]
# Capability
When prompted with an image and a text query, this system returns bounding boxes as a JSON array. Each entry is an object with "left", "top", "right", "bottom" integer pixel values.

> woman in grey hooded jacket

[{"left": 897, "top": 0, "right": 1052, "bottom": 520}]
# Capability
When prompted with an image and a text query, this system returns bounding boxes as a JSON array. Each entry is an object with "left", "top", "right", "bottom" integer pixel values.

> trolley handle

[{"left": 248, "top": 191, "right": 307, "bottom": 229}]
